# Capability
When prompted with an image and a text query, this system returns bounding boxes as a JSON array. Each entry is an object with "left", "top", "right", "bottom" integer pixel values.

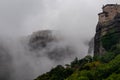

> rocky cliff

[
  {"left": 29, "top": 30, "right": 75, "bottom": 61},
  {"left": 94, "top": 4, "right": 120, "bottom": 56}
]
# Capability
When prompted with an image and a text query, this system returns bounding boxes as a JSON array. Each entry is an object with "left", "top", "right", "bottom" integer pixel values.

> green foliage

[
  {"left": 93, "top": 52, "right": 116, "bottom": 63},
  {"left": 71, "top": 57, "right": 79, "bottom": 68},
  {"left": 105, "top": 73, "right": 120, "bottom": 80},
  {"left": 93, "top": 55, "right": 101, "bottom": 61},
  {"left": 34, "top": 65, "right": 73, "bottom": 80},
  {"left": 77, "top": 77, "right": 89, "bottom": 80},
  {"left": 35, "top": 52, "right": 120, "bottom": 80},
  {"left": 95, "top": 54, "right": 120, "bottom": 79},
  {"left": 70, "top": 56, "right": 93, "bottom": 70},
  {"left": 82, "top": 61, "right": 101, "bottom": 70},
  {"left": 66, "top": 54, "right": 120, "bottom": 80},
  {"left": 101, "top": 33, "right": 120, "bottom": 51},
  {"left": 111, "top": 44, "right": 120, "bottom": 54},
  {"left": 100, "top": 52, "right": 116, "bottom": 63},
  {"left": 66, "top": 70, "right": 93, "bottom": 80},
  {"left": 84, "top": 55, "right": 93, "bottom": 63}
]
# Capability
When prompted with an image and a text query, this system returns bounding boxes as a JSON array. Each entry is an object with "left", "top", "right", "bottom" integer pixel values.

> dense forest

[{"left": 35, "top": 50, "right": 120, "bottom": 80}]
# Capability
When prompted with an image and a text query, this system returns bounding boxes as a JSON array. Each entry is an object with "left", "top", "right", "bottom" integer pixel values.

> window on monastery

[
  {"left": 105, "top": 13, "right": 108, "bottom": 17},
  {"left": 101, "top": 15, "right": 104, "bottom": 17}
]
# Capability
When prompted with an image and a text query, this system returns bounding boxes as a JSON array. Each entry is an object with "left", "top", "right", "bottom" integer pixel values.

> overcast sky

[{"left": 0, "top": 0, "right": 120, "bottom": 38}]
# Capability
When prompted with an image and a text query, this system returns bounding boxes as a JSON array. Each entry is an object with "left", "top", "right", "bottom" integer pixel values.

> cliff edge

[{"left": 94, "top": 4, "right": 120, "bottom": 56}]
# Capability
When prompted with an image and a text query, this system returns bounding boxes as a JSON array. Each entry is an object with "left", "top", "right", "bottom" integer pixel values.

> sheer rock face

[
  {"left": 29, "top": 30, "right": 55, "bottom": 49},
  {"left": 88, "top": 38, "right": 94, "bottom": 55},
  {"left": 29, "top": 30, "right": 74, "bottom": 61},
  {"left": 94, "top": 4, "right": 120, "bottom": 56}
]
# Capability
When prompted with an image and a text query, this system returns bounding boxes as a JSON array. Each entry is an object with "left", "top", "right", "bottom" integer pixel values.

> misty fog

[{"left": 0, "top": 0, "right": 120, "bottom": 80}]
